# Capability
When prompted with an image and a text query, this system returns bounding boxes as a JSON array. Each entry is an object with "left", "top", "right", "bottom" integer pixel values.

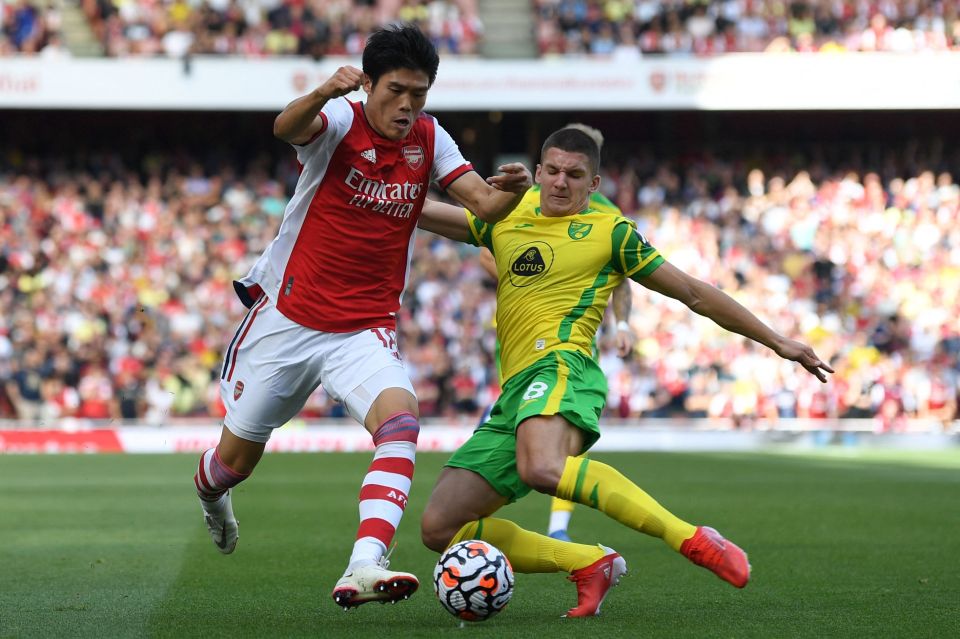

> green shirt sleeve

[
  {"left": 465, "top": 209, "right": 495, "bottom": 251},
  {"left": 611, "top": 218, "right": 663, "bottom": 279}
]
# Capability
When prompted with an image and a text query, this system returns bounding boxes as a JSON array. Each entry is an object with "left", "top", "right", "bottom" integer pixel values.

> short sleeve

[
  {"left": 431, "top": 119, "right": 474, "bottom": 190},
  {"left": 465, "top": 209, "right": 494, "bottom": 251},
  {"left": 611, "top": 218, "right": 663, "bottom": 278},
  {"left": 294, "top": 97, "right": 354, "bottom": 162}
]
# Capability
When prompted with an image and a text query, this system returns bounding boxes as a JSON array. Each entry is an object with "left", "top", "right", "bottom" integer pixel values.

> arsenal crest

[
  {"left": 233, "top": 380, "right": 244, "bottom": 401},
  {"left": 402, "top": 145, "right": 424, "bottom": 169}
]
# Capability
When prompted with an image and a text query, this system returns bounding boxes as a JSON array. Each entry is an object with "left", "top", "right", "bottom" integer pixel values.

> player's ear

[
  {"left": 534, "top": 164, "right": 542, "bottom": 184},
  {"left": 589, "top": 174, "right": 601, "bottom": 193},
  {"left": 362, "top": 73, "right": 373, "bottom": 95}
]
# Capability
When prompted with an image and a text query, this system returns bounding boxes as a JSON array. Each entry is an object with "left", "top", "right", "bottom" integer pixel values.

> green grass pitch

[{"left": 1, "top": 450, "right": 958, "bottom": 638}]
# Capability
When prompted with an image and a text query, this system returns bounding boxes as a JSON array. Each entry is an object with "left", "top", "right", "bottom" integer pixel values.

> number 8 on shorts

[{"left": 522, "top": 381, "right": 550, "bottom": 401}]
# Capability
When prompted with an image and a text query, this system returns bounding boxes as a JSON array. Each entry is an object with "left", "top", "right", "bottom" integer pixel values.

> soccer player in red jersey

[{"left": 192, "top": 24, "right": 532, "bottom": 609}]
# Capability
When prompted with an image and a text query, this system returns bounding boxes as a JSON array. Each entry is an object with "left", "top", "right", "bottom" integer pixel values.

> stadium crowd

[
  {"left": 0, "top": 0, "right": 482, "bottom": 56},
  {"left": 5, "top": 0, "right": 960, "bottom": 57},
  {"left": 535, "top": 0, "right": 960, "bottom": 55},
  {"left": 1, "top": 141, "right": 958, "bottom": 427}
]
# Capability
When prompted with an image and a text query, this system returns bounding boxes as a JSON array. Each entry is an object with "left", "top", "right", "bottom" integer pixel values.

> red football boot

[
  {"left": 680, "top": 526, "right": 751, "bottom": 588},
  {"left": 564, "top": 546, "right": 628, "bottom": 618}
]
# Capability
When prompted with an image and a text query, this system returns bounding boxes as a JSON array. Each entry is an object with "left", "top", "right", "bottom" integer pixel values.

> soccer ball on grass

[{"left": 433, "top": 540, "right": 514, "bottom": 621}]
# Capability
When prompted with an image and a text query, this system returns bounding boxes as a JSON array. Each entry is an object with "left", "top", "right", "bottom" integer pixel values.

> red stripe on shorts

[{"left": 226, "top": 296, "right": 268, "bottom": 382}]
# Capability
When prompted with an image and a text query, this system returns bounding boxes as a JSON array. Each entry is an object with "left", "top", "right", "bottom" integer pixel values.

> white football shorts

[{"left": 219, "top": 295, "right": 416, "bottom": 443}]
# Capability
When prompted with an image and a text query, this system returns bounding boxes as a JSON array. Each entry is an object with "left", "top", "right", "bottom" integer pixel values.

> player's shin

[
  {"left": 556, "top": 456, "right": 697, "bottom": 551},
  {"left": 194, "top": 447, "right": 250, "bottom": 504},
  {"left": 195, "top": 446, "right": 248, "bottom": 554},
  {"left": 450, "top": 518, "right": 604, "bottom": 573},
  {"left": 347, "top": 412, "right": 419, "bottom": 571}
]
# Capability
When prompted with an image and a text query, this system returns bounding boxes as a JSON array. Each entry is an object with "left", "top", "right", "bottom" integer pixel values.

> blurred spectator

[
  {"left": 5, "top": 347, "right": 45, "bottom": 421},
  {"left": 1, "top": 0, "right": 61, "bottom": 54}
]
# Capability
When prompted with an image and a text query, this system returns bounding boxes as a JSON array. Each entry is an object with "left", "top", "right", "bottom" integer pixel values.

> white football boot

[
  {"left": 200, "top": 489, "right": 239, "bottom": 554},
  {"left": 331, "top": 554, "right": 419, "bottom": 609}
]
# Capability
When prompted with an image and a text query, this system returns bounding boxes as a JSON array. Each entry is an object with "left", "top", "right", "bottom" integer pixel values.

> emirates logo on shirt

[
  {"left": 361, "top": 149, "right": 377, "bottom": 164},
  {"left": 402, "top": 145, "right": 424, "bottom": 169}
]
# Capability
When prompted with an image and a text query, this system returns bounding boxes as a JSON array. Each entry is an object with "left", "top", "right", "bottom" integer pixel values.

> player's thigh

[
  {"left": 321, "top": 327, "right": 417, "bottom": 430},
  {"left": 219, "top": 297, "right": 324, "bottom": 443},
  {"left": 515, "top": 414, "right": 584, "bottom": 483},
  {"left": 422, "top": 467, "right": 508, "bottom": 549},
  {"left": 512, "top": 351, "right": 605, "bottom": 484},
  {"left": 445, "top": 425, "right": 531, "bottom": 503},
  {"left": 514, "top": 351, "right": 605, "bottom": 450}
]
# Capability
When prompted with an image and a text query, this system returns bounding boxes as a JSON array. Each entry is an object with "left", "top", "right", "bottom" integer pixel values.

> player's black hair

[
  {"left": 363, "top": 23, "right": 440, "bottom": 87},
  {"left": 541, "top": 128, "right": 601, "bottom": 175}
]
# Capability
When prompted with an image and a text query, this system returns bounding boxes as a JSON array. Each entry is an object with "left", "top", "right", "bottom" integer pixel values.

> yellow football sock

[
  {"left": 450, "top": 518, "right": 604, "bottom": 573},
  {"left": 556, "top": 456, "right": 697, "bottom": 552},
  {"left": 550, "top": 497, "right": 575, "bottom": 513}
]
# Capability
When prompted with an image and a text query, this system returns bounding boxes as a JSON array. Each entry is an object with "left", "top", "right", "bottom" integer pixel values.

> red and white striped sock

[
  {"left": 347, "top": 412, "right": 419, "bottom": 572},
  {"left": 194, "top": 447, "right": 249, "bottom": 503}
]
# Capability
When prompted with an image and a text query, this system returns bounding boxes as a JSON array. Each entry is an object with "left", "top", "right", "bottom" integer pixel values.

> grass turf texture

[{"left": 1, "top": 450, "right": 958, "bottom": 638}]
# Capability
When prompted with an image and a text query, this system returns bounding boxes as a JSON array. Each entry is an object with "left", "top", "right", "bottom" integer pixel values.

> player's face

[
  {"left": 535, "top": 147, "right": 601, "bottom": 217},
  {"left": 362, "top": 68, "right": 430, "bottom": 140}
]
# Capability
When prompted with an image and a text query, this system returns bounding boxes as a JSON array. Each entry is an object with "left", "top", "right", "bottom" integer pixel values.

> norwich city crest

[{"left": 568, "top": 220, "right": 593, "bottom": 240}]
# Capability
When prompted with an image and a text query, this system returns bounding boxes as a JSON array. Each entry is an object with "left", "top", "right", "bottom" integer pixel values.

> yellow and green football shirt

[
  {"left": 489, "top": 187, "right": 622, "bottom": 366},
  {"left": 466, "top": 194, "right": 664, "bottom": 384}
]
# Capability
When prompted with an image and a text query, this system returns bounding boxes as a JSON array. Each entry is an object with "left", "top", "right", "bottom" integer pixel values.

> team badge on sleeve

[{"left": 402, "top": 146, "right": 424, "bottom": 169}]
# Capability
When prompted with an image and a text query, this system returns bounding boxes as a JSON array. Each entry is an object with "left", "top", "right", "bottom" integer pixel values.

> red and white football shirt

[{"left": 235, "top": 97, "right": 473, "bottom": 332}]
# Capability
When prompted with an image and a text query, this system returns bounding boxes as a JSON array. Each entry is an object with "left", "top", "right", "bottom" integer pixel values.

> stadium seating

[
  {"left": 1, "top": 142, "right": 957, "bottom": 424},
  {"left": 5, "top": 1, "right": 958, "bottom": 58},
  {"left": 533, "top": 0, "right": 960, "bottom": 56},
  {"left": 0, "top": 0, "right": 482, "bottom": 57}
]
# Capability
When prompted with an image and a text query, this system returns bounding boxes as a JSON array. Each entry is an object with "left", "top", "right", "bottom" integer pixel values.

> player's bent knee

[
  {"left": 517, "top": 462, "right": 563, "bottom": 495},
  {"left": 420, "top": 509, "right": 456, "bottom": 552}
]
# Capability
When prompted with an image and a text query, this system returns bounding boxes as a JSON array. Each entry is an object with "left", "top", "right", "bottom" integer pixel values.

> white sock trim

[{"left": 548, "top": 510, "right": 573, "bottom": 535}]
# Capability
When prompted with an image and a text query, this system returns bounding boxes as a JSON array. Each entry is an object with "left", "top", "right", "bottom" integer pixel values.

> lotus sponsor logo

[{"left": 507, "top": 241, "right": 554, "bottom": 287}]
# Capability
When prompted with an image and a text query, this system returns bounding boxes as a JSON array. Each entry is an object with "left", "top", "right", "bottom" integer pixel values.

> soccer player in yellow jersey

[
  {"left": 475, "top": 124, "right": 636, "bottom": 544},
  {"left": 418, "top": 127, "right": 833, "bottom": 617}
]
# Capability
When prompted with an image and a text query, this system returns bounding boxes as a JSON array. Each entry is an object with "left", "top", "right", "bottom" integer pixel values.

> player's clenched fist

[
  {"left": 486, "top": 163, "right": 533, "bottom": 194},
  {"left": 318, "top": 66, "right": 364, "bottom": 100}
]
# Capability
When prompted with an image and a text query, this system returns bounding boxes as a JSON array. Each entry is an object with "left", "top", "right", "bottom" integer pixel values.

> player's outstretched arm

[
  {"left": 419, "top": 199, "right": 473, "bottom": 243},
  {"left": 273, "top": 66, "right": 363, "bottom": 144},
  {"left": 611, "top": 280, "right": 635, "bottom": 358},
  {"left": 445, "top": 164, "right": 532, "bottom": 223},
  {"left": 638, "top": 261, "right": 834, "bottom": 382}
]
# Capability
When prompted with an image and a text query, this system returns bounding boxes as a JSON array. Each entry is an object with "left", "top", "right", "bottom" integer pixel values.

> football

[{"left": 433, "top": 540, "right": 514, "bottom": 621}]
